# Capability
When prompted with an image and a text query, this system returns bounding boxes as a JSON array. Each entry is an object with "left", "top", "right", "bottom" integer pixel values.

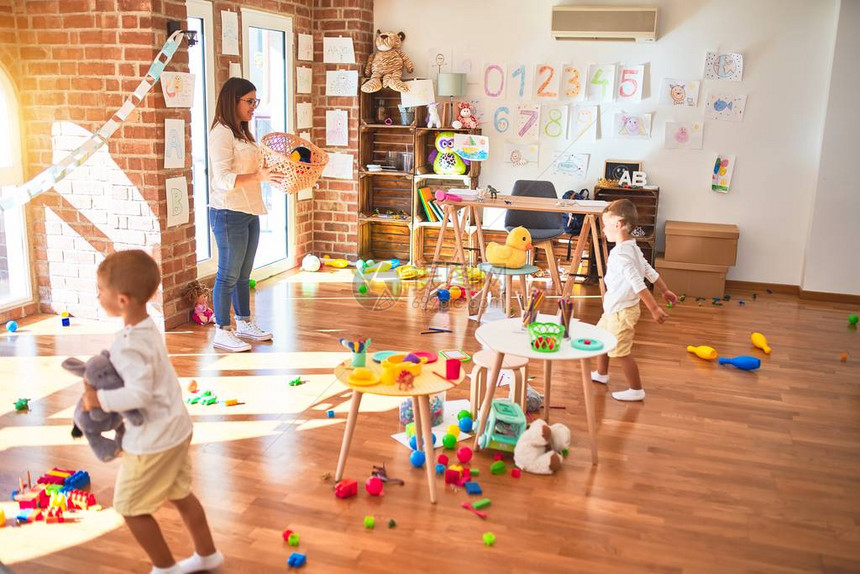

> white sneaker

[
  {"left": 213, "top": 328, "right": 252, "bottom": 352},
  {"left": 612, "top": 388, "right": 646, "bottom": 402},
  {"left": 591, "top": 370, "right": 610, "bottom": 384},
  {"left": 234, "top": 319, "right": 273, "bottom": 341}
]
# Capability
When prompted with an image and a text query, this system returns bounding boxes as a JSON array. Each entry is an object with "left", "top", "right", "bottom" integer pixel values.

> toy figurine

[{"left": 183, "top": 280, "right": 214, "bottom": 326}]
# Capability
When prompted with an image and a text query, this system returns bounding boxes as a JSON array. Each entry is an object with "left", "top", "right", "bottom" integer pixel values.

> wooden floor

[{"left": 1, "top": 269, "right": 859, "bottom": 573}]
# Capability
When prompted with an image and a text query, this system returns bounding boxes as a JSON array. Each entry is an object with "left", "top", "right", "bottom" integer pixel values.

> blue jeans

[{"left": 209, "top": 208, "right": 260, "bottom": 327}]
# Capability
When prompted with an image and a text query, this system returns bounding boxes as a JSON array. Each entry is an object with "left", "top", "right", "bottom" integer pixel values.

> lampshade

[{"left": 437, "top": 72, "right": 467, "bottom": 97}]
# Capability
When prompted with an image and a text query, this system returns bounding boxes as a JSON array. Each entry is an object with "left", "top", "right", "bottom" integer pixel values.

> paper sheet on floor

[{"left": 391, "top": 399, "right": 472, "bottom": 449}]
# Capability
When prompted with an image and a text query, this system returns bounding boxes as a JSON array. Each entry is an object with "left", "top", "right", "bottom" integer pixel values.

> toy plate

[
  {"left": 571, "top": 337, "right": 604, "bottom": 351},
  {"left": 411, "top": 351, "right": 438, "bottom": 363},
  {"left": 372, "top": 350, "right": 401, "bottom": 363},
  {"left": 348, "top": 368, "right": 380, "bottom": 386}
]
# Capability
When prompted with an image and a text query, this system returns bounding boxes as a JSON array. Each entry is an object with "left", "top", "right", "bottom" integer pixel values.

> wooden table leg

[
  {"left": 450, "top": 206, "right": 466, "bottom": 265},
  {"left": 472, "top": 205, "right": 487, "bottom": 262},
  {"left": 417, "top": 394, "right": 438, "bottom": 504},
  {"left": 562, "top": 217, "right": 591, "bottom": 298},
  {"left": 518, "top": 274, "right": 528, "bottom": 312},
  {"left": 412, "top": 396, "right": 423, "bottom": 452},
  {"left": 579, "top": 357, "right": 599, "bottom": 465},
  {"left": 543, "top": 360, "right": 553, "bottom": 423},
  {"left": 475, "top": 270, "right": 493, "bottom": 323},
  {"left": 589, "top": 216, "right": 606, "bottom": 298},
  {"left": 432, "top": 205, "right": 452, "bottom": 263},
  {"left": 473, "top": 351, "right": 505, "bottom": 450},
  {"left": 505, "top": 275, "right": 513, "bottom": 318},
  {"left": 335, "top": 390, "right": 363, "bottom": 481}
]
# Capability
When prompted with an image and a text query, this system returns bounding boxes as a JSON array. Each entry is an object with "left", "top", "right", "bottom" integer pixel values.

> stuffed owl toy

[
  {"left": 428, "top": 131, "right": 468, "bottom": 175},
  {"left": 62, "top": 350, "right": 144, "bottom": 462}
]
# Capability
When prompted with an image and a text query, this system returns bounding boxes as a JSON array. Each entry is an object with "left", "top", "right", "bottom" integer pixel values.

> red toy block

[
  {"left": 66, "top": 490, "right": 97, "bottom": 510},
  {"left": 511, "top": 468, "right": 521, "bottom": 478},
  {"left": 282, "top": 528, "right": 293, "bottom": 542},
  {"left": 45, "top": 507, "right": 64, "bottom": 523},
  {"left": 493, "top": 453, "right": 503, "bottom": 461},
  {"left": 444, "top": 469, "right": 461, "bottom": 485},
  {"left": 334, "top": 479, "right": 357, "bottom": 499}
]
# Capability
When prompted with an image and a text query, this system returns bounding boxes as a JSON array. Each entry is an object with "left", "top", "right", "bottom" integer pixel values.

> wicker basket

[
  {"left": 527, "top": 322, "right": 565, "bottom": 353},
  {"left": 259, "top": 132, "right": 329, "bottom": 194}
]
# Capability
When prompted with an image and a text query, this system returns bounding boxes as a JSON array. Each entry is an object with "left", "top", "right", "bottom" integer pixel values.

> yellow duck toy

[{"left": 486, "top": 226, "right": 532, "bottom": 269}]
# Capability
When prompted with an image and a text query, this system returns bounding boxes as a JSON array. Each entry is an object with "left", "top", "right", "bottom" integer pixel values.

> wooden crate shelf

[{"left": 594, "top": 185, "right": 660, "bottom": 266}]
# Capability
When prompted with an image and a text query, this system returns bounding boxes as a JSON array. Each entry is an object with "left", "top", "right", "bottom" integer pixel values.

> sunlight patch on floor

[
  {"left": 0, "top": 501, "right": 125, "bottom": 565},
  {"left": 282, "top": 269, "right": 354, "bottom": 283},
  {"left": 0, "top": 356, "right": 82, "bottom": 417},
  {"left": 0, "top": 315, "right": 123, "bottom": 337},
  {"left": 201, "top": 351, "right": 349, "bottom": 372}
]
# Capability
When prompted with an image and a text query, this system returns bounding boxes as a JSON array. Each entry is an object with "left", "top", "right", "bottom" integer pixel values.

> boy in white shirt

[
  {"left": 591, "top": 200, "right": 677, "bottom": 401},
  {"left": 82, "top": 250, "right": 223, "bottom": 573}
]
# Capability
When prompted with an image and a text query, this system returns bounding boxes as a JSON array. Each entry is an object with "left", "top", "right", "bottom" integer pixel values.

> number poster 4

[{"left": 586, "top": 64, "right": 616, "bottom": 103}]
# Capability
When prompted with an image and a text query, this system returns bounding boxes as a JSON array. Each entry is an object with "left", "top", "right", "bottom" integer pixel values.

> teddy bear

[
  {"left": 361, "top": 30, "right": 414, "bottom": 93},
  {"left": 62, "top": 351, "right": 144, "bottom": 462},
  {"left": 513, "top": 419, "right": 571, "bottom": 475},
  {"left": 451, "top": 102, "right": 478, "bottom": 130}
]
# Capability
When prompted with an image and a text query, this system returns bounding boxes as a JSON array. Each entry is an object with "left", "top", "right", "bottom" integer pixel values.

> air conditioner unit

[{"left": 552, "top": 6, "right": 658, "bottom": 42}]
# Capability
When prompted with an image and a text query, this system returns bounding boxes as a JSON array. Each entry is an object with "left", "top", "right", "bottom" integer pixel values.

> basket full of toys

[
  {"left": 527, "top": 322, "right": 564, "bottom": 353},
  {"left": 259, "top": 132, "right": 329, "bottom": 194}
]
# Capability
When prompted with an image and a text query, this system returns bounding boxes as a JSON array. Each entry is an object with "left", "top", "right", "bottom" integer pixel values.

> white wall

[
  {"left": 802, "top": 0, "right": 860, "bottom": 296},
  {"left": 375, "top": 0, "right": 839, "bottom": 285}
]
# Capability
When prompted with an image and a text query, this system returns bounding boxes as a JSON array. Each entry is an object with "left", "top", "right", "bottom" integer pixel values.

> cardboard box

[
  {"left": 655, "top": 257, "right": 728, "bottom": 299},
  {"left": 664, "top": 221, "right": 739, "bottom": 267}
]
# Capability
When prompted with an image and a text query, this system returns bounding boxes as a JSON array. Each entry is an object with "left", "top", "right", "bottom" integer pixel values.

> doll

[{"left": 183, "top": 280, "right": 214, "bottom": 325}]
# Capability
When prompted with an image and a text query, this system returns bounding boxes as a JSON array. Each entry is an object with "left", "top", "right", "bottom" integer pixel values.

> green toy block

[
  {"left": 203, "top": 396, "right": 218, "bottom": 405},
  {"left": 188, "top": 396, "right": 200, "bottom": 405},
  {"left": 288, "top": 533, "right": 299, "bottom": 546},
  {"left": 202, "top": 390, "right": 213, "bottom": 397},
  {"left": 483, "top": 532, "right": 496, "bottom": 547},
  {"left": 364, "top": 516, "right": 375, "bottom": 529},
  {"left": 490, "top": 460, "right": 506, "bottom": 475},
  {"left": 470, "top": 468, "right": 480, "bottom": 477},
  {"left": 473, "top": 498, "right": 491, "bottom": 510}
]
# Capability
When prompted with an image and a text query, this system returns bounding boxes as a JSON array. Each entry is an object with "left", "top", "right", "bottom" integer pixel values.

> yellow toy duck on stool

[{"left": 486, "top": 226, "right": 532, "bottom": 268}]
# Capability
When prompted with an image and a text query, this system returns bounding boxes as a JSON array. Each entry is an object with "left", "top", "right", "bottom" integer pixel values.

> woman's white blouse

[{"left": 208, "top": 123, "right": 266, "bottom": 215}]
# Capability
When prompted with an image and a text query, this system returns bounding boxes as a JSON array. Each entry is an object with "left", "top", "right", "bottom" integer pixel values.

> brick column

[{"left": 311, "top": 0, "right": 373, "bottom": 259}]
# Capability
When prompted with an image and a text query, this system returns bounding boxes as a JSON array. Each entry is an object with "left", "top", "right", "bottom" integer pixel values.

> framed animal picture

[{"left": 603, "top": 160, "right": 642, "bottom": 181}]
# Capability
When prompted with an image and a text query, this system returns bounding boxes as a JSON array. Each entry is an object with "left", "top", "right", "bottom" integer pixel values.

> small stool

[
  {"left": 470, "top": 349, "right": 529, "bottom": 418},
  {"left": 474, "top": 263, "right": 539, "bottom": 323}
]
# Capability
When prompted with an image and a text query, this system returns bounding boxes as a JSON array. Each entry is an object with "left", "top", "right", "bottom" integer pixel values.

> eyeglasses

[{"left": 237, "top": 98, "right": 261, "bottom": 107}]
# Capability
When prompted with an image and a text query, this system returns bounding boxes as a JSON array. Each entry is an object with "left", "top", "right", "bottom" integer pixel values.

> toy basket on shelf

[
  {"left": 259, "top": 132, "right": 329, "bottom": 194},
  {"left": 527, "top": 322, "right": 564, "bottom": 353}
]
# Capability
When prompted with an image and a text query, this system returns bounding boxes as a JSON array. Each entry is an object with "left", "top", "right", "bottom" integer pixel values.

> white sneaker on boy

[
  {"left": 178, "top": 550, "right": 225, "bottom": 573},
  {"left": 213, "top": 328, "right": 252, "bottom": 352},
  {"left": 590, "top": 370, "right": 610, "bottom": 384},
  {"left": 234, "top": 319, "right": 273, "bottom": 341},
  {"left": 611, "top": 388, "right": 646, "bottom": 402}
]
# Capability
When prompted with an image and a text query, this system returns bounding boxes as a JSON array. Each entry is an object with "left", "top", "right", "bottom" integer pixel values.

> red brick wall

[
  {"left": 311, "top": 0, "right": 373, "bottom": 259},
  {"left": 0, "top": 0, "right": 372, "bottom": 326}
]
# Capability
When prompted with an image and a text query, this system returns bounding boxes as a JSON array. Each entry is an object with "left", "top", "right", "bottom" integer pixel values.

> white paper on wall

[
  {"left": 323, "top": 36, "right": 356, "bottom": 64},
  {"left": 617, "top": 65, "right": 645, "bottom": 102},
  {"left": 585, "top": 64, "right": 616, "bottom": 103},
  {"left": 453, "top": 45, "right": 480, "bottom": 82},
  {"left": 400, "top": 79, "right": 436, "bottom": 107},
  {"left": 297, "top": 66, "right": 313, "bottom": 94},
  {"left": 322, "top": 152, "right": 354, "bottom": 179},
  {"left": 569, "top": 105, "right": 598, "bottom": 142},
  {"left": 298, "top": 33, "right": 314, "bottom": 61},
  {"left": 166, "top": 176, "right": 189, "bottom": 228},
  {"left": 427, "top": 46, "right": 453, "bottom": 79},
  {"left": 712, "top": 154, "right": 736, "bottom": 193},
  {"left": 220, "top": 11, "right": 239, "bottom": 56},
  {"left": 160, "top": 72, "right": 195, "bottom": 108},
  {"left": 325, "top": 70, "right": 359, "bottom": 96},
  {"left": 705, "top": 93, "right": 747, "bottom": 122},
  {"left": 704, "top": 52, "right": 743, "bottom": 81},
  {"left": 552, "top": 152, "right": 589, "bottom": 178},
  {"left": 163, "top": 118, "right": 185, "bottom": 169},
  {"left": 228, "top": 62, "right": 241, "bottom": 78},
  {"left": 659, "top": 78, "right": 700, "bottom": 106},
  {"left": 325, "top": 109, "right": 349, "bottom": 147},
  {"left": 297, "top": 102, "right": 313, "bottom": 129},
  {"left": 613, "top": 111, "right": 652, "bottom": 139},
  {"left": 664, "top": 121, "right": 704, "bottom": 149},
  {"left": 560, "top": 64, "right": 584, "bottom": 100},
  {"left": 503, "top": 141, "right": 539, "bottom": 167}
]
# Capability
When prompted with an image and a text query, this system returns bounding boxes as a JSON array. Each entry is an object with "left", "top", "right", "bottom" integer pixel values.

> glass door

[{"left": 241, "top": 9, "right": 295, "bottom": 276}]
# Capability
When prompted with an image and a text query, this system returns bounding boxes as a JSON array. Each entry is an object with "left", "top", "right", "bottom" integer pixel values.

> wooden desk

[{"left": 432, "top": 195, "right": 610, "bottom": 298}]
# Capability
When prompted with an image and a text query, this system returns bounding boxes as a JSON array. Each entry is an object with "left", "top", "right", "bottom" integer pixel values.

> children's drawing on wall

[
  {"left": 614, "top": 112, "right": 651, "bottom": 139},
  {"left": 453, "top": 134, "right": 489, "bottom": 162},
  {"left": 659, "top": 79, "right": 700, "bottom": 106},
  {"left": 704, "top": 52, "right": 743, "bottom": 82},
  {"left": 161, "top": 72, "right": 195, "bottom": 108},
  {"left": 540, "top": 104, "right": 569, "bottom": 141},
  {"left": 503, "top": 142, "right": 538, "bottom": 168},
  {"left": 325, "top": 70, "right": 359, "bottom": 96},
  {"left": 297, "top": 33, "right": 314, "bottom": 61},
  {"left": 664, "top": 121, "right": 703, "bottom": 149},
  {"left": 617, "top": 65, "right": 645, "bottom": 102},
  {"left": 560, "top": 64, "right": 583, "bottom": 100},
  {"left": 712, "top": 154, "right": 736, "bottom": 193},
  {"left": 552, "top": 152, "right": 589, "bottom": 178},
  {"left": 325, "top": 109, "right": 349, "bottom": 147},
  {"left": 427, "top": 47, "right": 453, "bottom": 79},
  {"left": 706, "top": 93, "right": 746, "bottom": 122},
  {"left": 322, "top": 152, "right": 354, "bottom": 180},
  {"left": 586, "top": 64, "right": 616, "bottom": 103},
  {"left": 163, "top": 119, "right": 185, "bottom": 169},
  {"left": 570, "top": 105, "right": 598, "bottom": 142},
  {"left": 516, "top": 104, "right": 541, "bottom": 139},
  {"left": 323, "top": 36, "right": 356, "bottom": 64},
  {"left": 508, "top": 63, "right": 534, "bottom": 100},
  {"left": 533, "top": 64, "right": 560, "bottom": 100},
  {"left": 482, "top": 63, "right": 507, "bottom": 99},
  {"left": 453, "top": 46, "right": 479, "bottom": 83},
  {"left": 165, "top": 176, "right": 189, "bottom": 228},
  {"left": 297, "top": 102, "right": 313, "bottom": 129},
  {"left": 297, "top": 66, "right": 313, "bottom": 94},
  {"left": 220, "top": 11, "right": 239, "bottom": 56}
]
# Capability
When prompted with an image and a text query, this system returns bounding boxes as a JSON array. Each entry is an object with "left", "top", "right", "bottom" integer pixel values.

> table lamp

[{"left": 436, "top": 72, "right": 467, "bottom": 128}]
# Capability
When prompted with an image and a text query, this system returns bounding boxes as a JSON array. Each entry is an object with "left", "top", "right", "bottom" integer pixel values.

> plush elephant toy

[{"left": 62, "top": 350, "right": 144, "bottom": 462}]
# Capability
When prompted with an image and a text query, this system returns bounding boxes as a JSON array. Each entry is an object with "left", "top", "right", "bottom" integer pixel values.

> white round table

[{"left": 473, "top": 315, "right": 617, "bottom": 465}]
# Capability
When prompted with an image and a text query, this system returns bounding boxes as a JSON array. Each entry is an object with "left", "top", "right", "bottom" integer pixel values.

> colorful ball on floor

[
  {"left": 410, "top": 450, "right": 426, "bottom": 468},
  {"left": 458, "top": 417, "right": 473, "bottom": 433},
  {"left": 5, "top": 320, "right": 18, "bottom": 333},
  {"left": 437, "top": 289, "right": 451, "bottom": 303},
  {"left": 442, "top": 433, "right": 457, "bottom": 449},
  {"left": 365, "top": 476, "right": 384, "bottom": 496},
  {"left": 447, "top": 424, "right": 460, "bottom": 439},
  {"left": 405, "top": 422, "right": 416, "bottom": 438},
  {"left": 448, "top": 285, "right": 462, "bottom": 300},
  {"left": 456, "top": 446, "right": 473, "bottom": 464},
  {"left": 457, "top": 409, "right": 471, "bottom": 420},
  {"left": 301, "top": 254, "right": 321, "bottom": 272},
  {"left": 409, "top": 435, "right": 417, "bottom": 450}
]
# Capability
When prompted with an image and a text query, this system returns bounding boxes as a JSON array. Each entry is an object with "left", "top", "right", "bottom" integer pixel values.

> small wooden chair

[
  {"left": 469, "top": 349, "right": 529, "bottom": 418},
  {"left": 474, "top": 262, "right": 539, "bottom": 323}
]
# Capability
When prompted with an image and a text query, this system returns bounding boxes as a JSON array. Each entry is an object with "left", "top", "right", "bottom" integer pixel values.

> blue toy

[
  {"left": 435, "top": 463, "right": 445, "bottom": 475},
  {"left": 326, "top": 410, "right": 335, "bottom": 418},
  {"left": 464, "top": 481, "right": 482, "bottom": 495},
  {"left": 409, "top": 435, "right": 417, "bottom": 450},
  {"left": 409, "top": 450, "right": 426, "bottom": 468},
  {"left": 458, "top": 416, "right": 473, "bottom": 433},
  {"left": 437, "top": 288, "right": 451, "bottom": 304},
  {"left": 5, "top": 320, "right": 18, "bottom": 333},
  {"left": 718, "top": 356, "right": 761, "bottom": 371},
  {"left": 287, "top": 552, "right": 307, "bottom": 568},
  {"left": 478, "top": 399, "right": 527, "bottom": 453}
]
